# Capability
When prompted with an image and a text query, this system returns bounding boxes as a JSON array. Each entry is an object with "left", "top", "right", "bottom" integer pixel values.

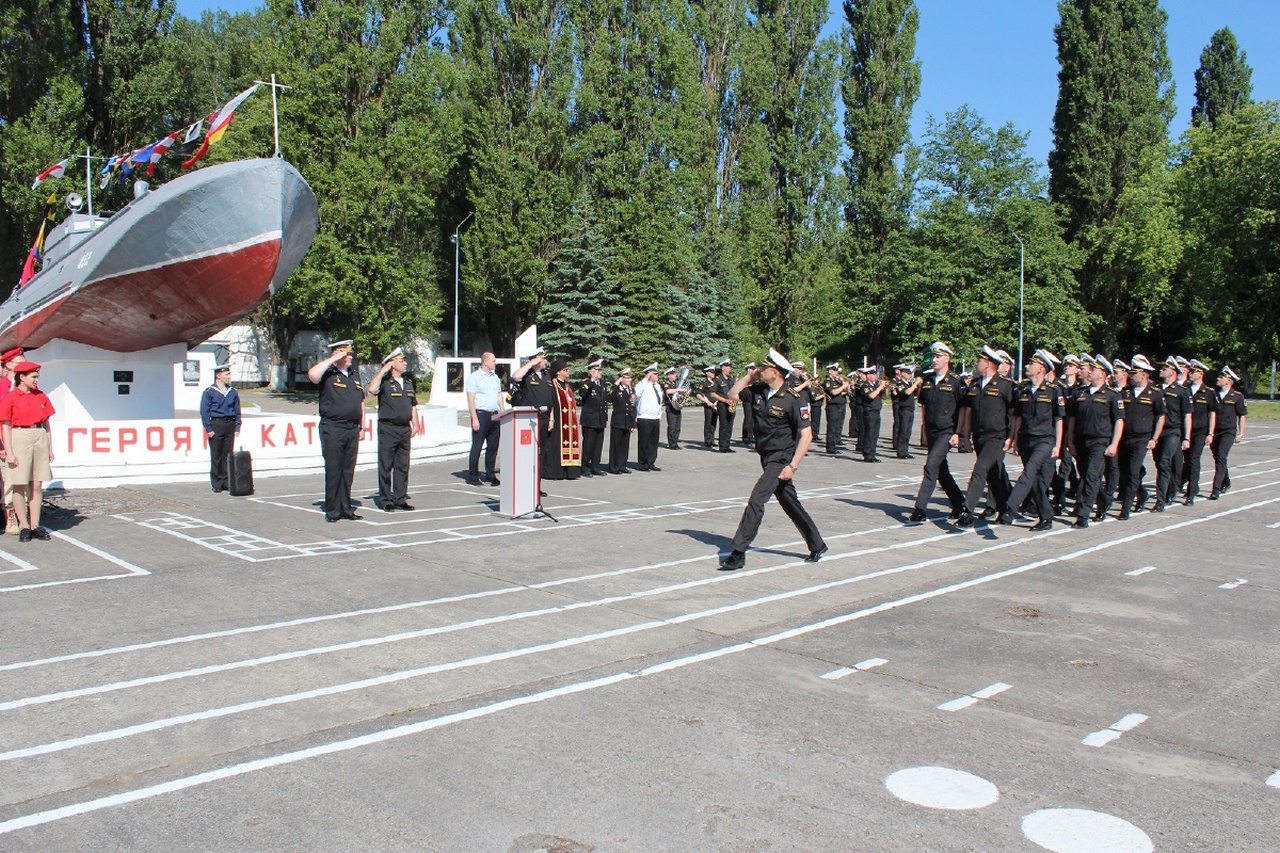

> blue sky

[{"left": 177, "top": 0, "right": 1278, "bottom": 166}]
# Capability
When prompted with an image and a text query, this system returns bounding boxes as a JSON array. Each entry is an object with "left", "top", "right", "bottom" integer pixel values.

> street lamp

[
  {"left": 451, "top": 212, "right": 473, "bottom": 357},
  {"left": 1011, "top": 230, "right": 1024, "bottom": 376}
]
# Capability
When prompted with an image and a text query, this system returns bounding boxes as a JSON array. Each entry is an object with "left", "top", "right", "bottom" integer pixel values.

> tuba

[{"left": 671, "top": 366, "right": 691, "bottom": 406}]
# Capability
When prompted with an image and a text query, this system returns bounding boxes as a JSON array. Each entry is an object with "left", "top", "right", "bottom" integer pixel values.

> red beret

[
  {"left": 13, "top": 361, "right": 40, "bottom": 374},
  {"left": 2, "top": 348, "right": 24, "bottom": 363}
]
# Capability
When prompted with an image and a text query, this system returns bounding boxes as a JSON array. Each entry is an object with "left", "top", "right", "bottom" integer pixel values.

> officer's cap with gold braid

[
  {"left": 1030, "top": 349, "right": 1059, "bottom": 369},
  {"left": 1131, "top": 354, "right": 1155, "bottom": 373},
  {"left": 1063, "top": 353, "right": 1080, "bottom": 366},
  {"left": 1175, "top": 355, "right": 1190, "bottom": 368},
  {"left": 1093, "top": 354, "right": 1114, "bottom": 375},
  {"left": 381, "top": 346, "right": 406, "bottom": 366},
  {"left": 979, "top": 344, "right": 1002, "bottom": 363},
  {"left": 642, "top": 362, "right": 659, "bottom": 375},
  {"left": 791, "top": 360, "right": 804, "bottom": 369},
  {"left": 1112, "top": 358, "right": 1131, "bottom": 373},
  {"left": 931, "top": 341, "right": 953, "bottom": 357},
  {"left": 827, "top": 362, "right": 840, "bottom": 371},
  {"left": 328, "top": 339, "right": 354, "bottom": 353},
  {"left": 894, "top": 362, "right": 916, "bottom": 372},
  {"left": 1222, "top": 365, "right": 1240, "bottom": 381},
  {"left": 1188, "top": 358, "right": 1209, "bottom": 373},
  {"left": 1162, "top": 356, "right": 1179, "bottom": 371},
  {"left": 704, "top": 365, "right": 716, "bottom": 373},
  {"left": 665, "top": 366, "right": 676, "bottom": 375},
  {"left": 995, "top": 349, "right": 1014, "bottom": 366},
  {"left": 744, "top": 362, "right": 756, "bottom": 370},
  {"left": 761, "top": 348, "right": 793, "bottom": 376},
  {"left": 718, "top": 359, "right": 731, "bottom": 367},
  {"left": 586, "top": 358, "right": 603, "bottom": 369}
]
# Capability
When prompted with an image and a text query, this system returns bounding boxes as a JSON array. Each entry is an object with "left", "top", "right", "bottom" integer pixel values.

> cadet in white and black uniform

[{"left": 719, "top": 348, "right": 826, "bottom": 571}]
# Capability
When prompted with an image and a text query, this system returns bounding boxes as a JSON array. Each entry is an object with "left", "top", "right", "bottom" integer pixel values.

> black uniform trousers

[
  {"left": 1154, "top": 431, "right": 1182, "bottom": 506},
  {"left": 609, "top": 427, "right": 632, "bottom": 472},
  {"left": 915, "top": 430, "right": 965, "bottom": 513},
  {"left": 861, "top": 406, "right": 882, "bottom": 461},
  {"left": 703, "top": 406, "right": 718, "bottom": 446},
  {"left": 810, "top": 403, "right": 823, "bottom": 440},
  {"left": 850, "top": 397, "right": 863, "bottom": 442},
  {"left": 1097, "top": 454, "right": 1119, "bottom": 514},
  {"left": 741, "top": 401, "right": 756, "bottom": 445},
  {"left": 1006, "top": 437, "right": 1056, "bottom": 522},
  {"left": 377, "top": 421, "right": 412, "bottom": 505},
  {"left": 730, "top": 455, "right": 825, "bottom": 554},
  {"left": 1211, "top": 432, "right": 1236, "bottom": 493},
  {"left": 468, "top": 410, "right": 500, "bottom": 480},
  {"left": 893, "top": 406, "right": 914, "bottom": 457},
  {"left": 716, "top": 403, "right": 735, "bottom": 450},
  {"left": 637, "top": 418, "right": 661, "bottom": 468},
  {"left": 582, "top": 427, "right": 605, "bottom": 472},
  {"left": 536, "top": 412, "right": 553, "bottom": 485},
  {"left": 1184, "top": 431, "right": 1210, "bottom": 497},
  {"left": 963, "top": 434, "right": 1010, "bottom": 513},
  {"left": 1075, "top": 438, "right": 1110, "bottom": 522},
  {"left": 1051, "top": 453, "right": 1079, "bottom": 510},
  {"left": 1117, "top": 433, "right": 1151, "bottom": 514},
  {"left": 208, "top": 417, "right": 236, "bottom": 490},
  {"left": 825, "top": 402, "right": 846, "bottom": 452},
  {"left": 666, "top": 407, "right": 682, "bottom": 447},
  {"left": 320, "top": 421, "right": 360, "bottom": 520}
]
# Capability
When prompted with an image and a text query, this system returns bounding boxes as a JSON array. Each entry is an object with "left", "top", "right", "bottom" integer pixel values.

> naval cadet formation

[{"left": 271, "top": 338, "right": 1249, "bottom": 573}]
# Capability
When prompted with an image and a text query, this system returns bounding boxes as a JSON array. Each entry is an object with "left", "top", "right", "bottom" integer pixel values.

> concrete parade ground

[{"left": 0, "top": 423, "right": 1276, "bottom": 852}]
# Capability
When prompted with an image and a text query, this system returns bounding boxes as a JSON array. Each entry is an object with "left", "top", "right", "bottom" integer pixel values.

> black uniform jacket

[
  {"left": 376, "top": 377, "right": 417, "bottom": 426},
  {"left": 1070, "top": 385, "right": 1125, "bottom": 441},
  {"left": 1215, "top": 389, "right": 1248, "bottom": 434},
  {"left": 1124, "top": 384, "right": 1165, "bottom": 437},
  {"left": 319, "top": 366, "right": 366, "bottom": 426},
  {"left": 1013, "top": 381, "right": 1062, "bottom": 441},
  {"left": 963, "top": 375, "right": 1016, "bottom": 438},
  {"left": 1187, "top": 383, "right": 1219, "bottom": 432},
  {"left": 748, "top": 382, "right": 811, "bottom": 458},
  {"left": 1160, "top": 383, "right": 1190, "bottom": 437},
  {"left": 578, "top": 378, "right": 610, "bottom": 429},
  {"left": 918, "top": 372, "right": 967, "bottom": 436},
  {"left": 609, "top": 385, "right": 636, "bottom": 430}
]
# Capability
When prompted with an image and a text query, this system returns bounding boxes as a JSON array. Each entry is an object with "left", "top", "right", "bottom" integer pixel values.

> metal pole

[
  {"left": 1012, "top": 231, "right": 1025, "bottom": 376},
  {"left": 452, "top": 213, "right": 473, "bottom": 357},
  {"left": 85, "top": 146, "right": 93, "bottom": 215},
  {"left": 270, "top": 73, "right": 280, "bottom": 157},
  {"left": 1271, "top": 359, "right": 1275, "bottom": 400}
]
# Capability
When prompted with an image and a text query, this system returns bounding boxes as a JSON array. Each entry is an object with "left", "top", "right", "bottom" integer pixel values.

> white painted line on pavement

[
  {"left": 50, "top": 532, "right": 149, "bottom": 574},
  {"left": 938, "top": 682, "right": 1011, "bottom": 712},
  {"left": 1219, "top": 578, "right": 1248, "bottom": 589},
  {"left": 1267, "top": 770, "right": 1280, "bottom": 789},
  {"left": 1082, "top": 712, "right": 1149, "bottom": 747},
  {"left": 1124, "top": 566, "right": 1156, "bottom": 576},
  {"left": 3, "top": 493, "right": 1278, "bottom": 835},
  {"left": 854, "top": 657, "right": 889, "bottom": 670},
  {"left": 821, "top": 667, "right": 855, "bottom": 680}
]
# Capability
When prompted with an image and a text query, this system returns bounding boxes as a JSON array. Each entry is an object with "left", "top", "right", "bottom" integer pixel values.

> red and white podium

[{"left": 497, "top": 407, "right": 541, "bottom": 517}]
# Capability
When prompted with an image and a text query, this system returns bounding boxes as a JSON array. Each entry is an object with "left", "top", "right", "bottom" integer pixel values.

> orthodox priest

[{"left": 545, "top": 359, "right": 582, "bottom": 480}]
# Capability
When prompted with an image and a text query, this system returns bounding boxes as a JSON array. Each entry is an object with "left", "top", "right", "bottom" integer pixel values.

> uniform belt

[
  {"left": 537, "top": 406, "right": 550, "bottom": 412},
  {"left": 11, "top": 424, "right": 41, "bottom": 429},
  {"left": 212, "top": 416, "right": 236, "bottom": 421}
]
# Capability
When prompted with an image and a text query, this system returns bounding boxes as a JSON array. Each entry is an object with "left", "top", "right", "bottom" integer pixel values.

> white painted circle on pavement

[
  {"left": 884, "top": 766, "right": 999, "bottom": 810},
  {"left": 1022, "top": 808, "right": 1153, "bottom": 853}
]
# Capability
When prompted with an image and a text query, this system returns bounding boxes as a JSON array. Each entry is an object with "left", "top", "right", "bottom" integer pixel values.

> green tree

[
  {"left": 538, "top": 198, "right": 625, "bottom": 366},
  {"left": 1048, "top": 0, "right": 1176, "bottom": 349},
  {"left": 1172, "top": 102, "right": 1280, "bottom": 388},
  {"left": 732, "top": 0, "right": 841, "bottom": 354},
  {"left": 451, "top": 0, "right": 577, "bottom": 354},
  {"left": 838, "top": 0, "right": 920, "bottom": 361},
  {"left": 1191, "top": 27, "right": 1252, "bottom": 129}
]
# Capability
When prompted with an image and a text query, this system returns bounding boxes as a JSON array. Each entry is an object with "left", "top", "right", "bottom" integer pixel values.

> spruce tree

[
  {"left": 538, "top": 200, "right": 625, "bottom": 368},
  {"left": 1191, "top": 27, "right": 1252, "bottom": 129},
  {"left": 1047, "top": 0, "right": 1176, "bottom": 349}
]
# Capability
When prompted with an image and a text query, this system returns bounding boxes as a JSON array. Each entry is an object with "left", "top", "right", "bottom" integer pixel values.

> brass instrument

[{"left": 670, "top": 366, "right": 692, "bottom": 406}]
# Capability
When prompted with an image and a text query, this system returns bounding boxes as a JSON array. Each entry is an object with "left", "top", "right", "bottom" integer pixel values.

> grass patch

[{"left": 1245, "top": 399, "right": 1280, "bottom": 421}]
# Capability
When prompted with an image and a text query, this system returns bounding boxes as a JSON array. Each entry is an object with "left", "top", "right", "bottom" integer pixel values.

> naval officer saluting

[
  {"left": 308, "top": 340, "right": 367, "bottom": 522},
  {"left": 719, "top": 348, "right": 827, "bottom": 571},
  {"left": 367, "top": 347, "right": 419, "bottom": 511}
]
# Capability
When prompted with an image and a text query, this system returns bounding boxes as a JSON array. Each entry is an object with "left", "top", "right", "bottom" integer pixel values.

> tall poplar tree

[
  {"left": 1191, "top": 27, "right": 1252, "bottom": 129},
  {"left": 838, "top": 0, "right": 919, "bottom": 361},
  {"left": 1048, "top": 0, "right": 1176, "bottom": 349}
]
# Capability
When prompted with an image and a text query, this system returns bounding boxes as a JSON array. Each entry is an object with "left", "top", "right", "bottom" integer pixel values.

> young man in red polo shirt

[{"left": 0, "top": 346, "right": 24, "bottom": 534}]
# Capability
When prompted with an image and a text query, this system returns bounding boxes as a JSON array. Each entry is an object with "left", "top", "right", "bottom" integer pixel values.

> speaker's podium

[{"left": 497, "top": 407, "right": 542, "bottom": 518}]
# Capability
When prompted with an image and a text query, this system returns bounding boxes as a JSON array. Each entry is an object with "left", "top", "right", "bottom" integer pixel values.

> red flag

[{"left": 31, "top": 158, "right": 70, "bottom": 190}]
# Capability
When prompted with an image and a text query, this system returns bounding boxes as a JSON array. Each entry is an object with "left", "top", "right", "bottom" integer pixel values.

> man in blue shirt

[
  {"left": 465, "top": 352, "right": 505, "bottom": 486},
  {"left": 199, "top": 362, "right": 241, "bottom": 493}
]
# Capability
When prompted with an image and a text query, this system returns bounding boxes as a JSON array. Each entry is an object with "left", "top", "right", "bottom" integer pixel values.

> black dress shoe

[
  {"left": 1117, "top": 510, "right": 1130, "bottom": 521},
  {"left": 383, "top": 504, "right": 397, "bottom": 512},
  {"left": 212, "top": 486, "right": 223, "bottom": 493},
  {"left": 648, "top": 466, "right": 661, "bottom": 472},
  {"left": 1208, "top": 491, "right": 1220, "bottom": 500},
  {"left": 1091, "top": 508, "right": 1105, "bottom": 522},
  {"left": 488, "top": 476, "right": 500, "bottom": 485},
  {"left": 18, "top": 528, "right": 31, "bottom": 542},
  {"left": 32, "top": 527, "right": 51, "bottom": 541},
  {"left": 1072, "top": 518, "right": 1089, "bottom": 529},
  {"left": 583, "top": 470, "right": 594, "bottom": 477},
  {"left": 1030, "top": 519, "right": 1053, "bottom": 532},
  {"left": 343, "top": 513, "right": 363, "bottom": 520},
  {"left": 618, "top": 468, "right": 632, "bottom": 474},
  {"left": 979, "top": 507, "right": 996, "bottom": 520},
  {"left": 397, "top": 503, "right": 414, "bottom": 511},
  {"left": 955, "top": 510, "right": 975, "bottom": 528},
  {"left": 637, "top": 465, "right": 651, "bottom": 472},
  {"left": 804, "top": 544, "right": 829, "bottom": 563},
  {"left": 998, "top": 511, "right": 1020, "bottom": 525},
  {"left": 466, "top": 477, "right": 483, "bottom": 486},
  {"left": 592, "top": 469, "right": 608, "bottom": 476},
  {"left": 720, "top": 448, "right": 735, "bottom": 453},
  {"left": 908, "top": 508, "right": 927, "bottom": 522},
  {"left": 326, "top": 516, "right": 340, "bottom": 523},
  {"left": 1184, "top": 496, "right": 1194, "bottom": 506},
  {"left": 1152, "top": 502, "right": 1164, "bottom": 513},
  {"left": 719, "top": 550, "right": 746, "bottom": 570}
]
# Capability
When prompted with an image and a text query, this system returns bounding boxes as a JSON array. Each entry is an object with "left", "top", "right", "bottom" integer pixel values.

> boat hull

[{"left": 1, "top": 158, "right": 318, "bottom": 352}]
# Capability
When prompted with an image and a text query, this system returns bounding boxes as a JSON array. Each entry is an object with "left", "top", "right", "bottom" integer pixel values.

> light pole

[
  {"left": 451, "top": 212, "right": 473, "bottom": 357},
  {"left": 1011, "top": 230, "right": 1025, "bottom": 376}
]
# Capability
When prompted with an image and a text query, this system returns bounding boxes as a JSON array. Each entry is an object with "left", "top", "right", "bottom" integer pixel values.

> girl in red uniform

[{"left": 0, "top": 361, "right": 56, "bottom": 541}]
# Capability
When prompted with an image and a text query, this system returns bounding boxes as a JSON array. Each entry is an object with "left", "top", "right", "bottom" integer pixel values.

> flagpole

[
  {"left": 254, "top": 74, "right": 293, "bottom": 158},
  {"left": 73, "top": 148, "right": 111, "bottom": 215}
]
